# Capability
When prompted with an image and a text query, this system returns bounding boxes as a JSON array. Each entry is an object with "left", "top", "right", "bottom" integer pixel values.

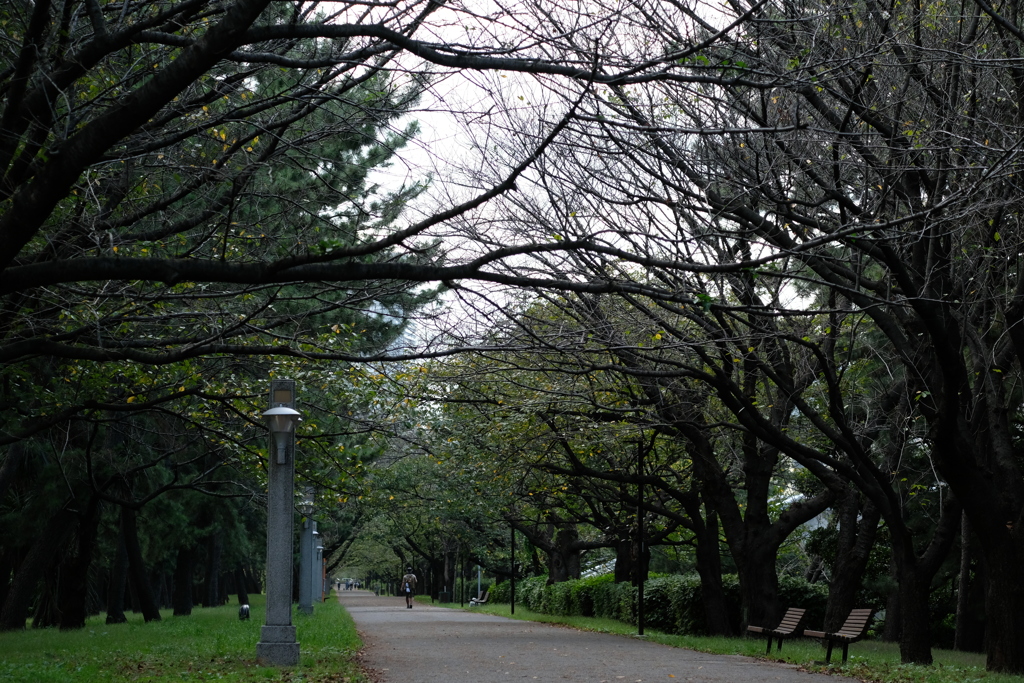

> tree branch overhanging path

[{"left": 0, "top": 0, "right": 740, "bottom": 275}]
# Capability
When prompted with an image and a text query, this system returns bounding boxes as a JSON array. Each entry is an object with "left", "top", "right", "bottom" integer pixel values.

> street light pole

[
  {"left": 510, "top": 525, "right": 516, "bottom": 616},
  {"left": 637, "top": 437, "right": 645, "bottom": 637},
  {"left": 315, "top": 541, "right": 324, "bottom": 601},
  {"left": 257, "top": 380, "right": 301, "bottom": 666},
  {"left": 298, "top": 488, "right": 315, "bottom": 615}
]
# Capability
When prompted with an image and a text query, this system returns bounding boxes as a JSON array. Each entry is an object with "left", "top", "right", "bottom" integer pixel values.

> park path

[{"left": 338, "top": 590, "right": 858, "bottom": 683}]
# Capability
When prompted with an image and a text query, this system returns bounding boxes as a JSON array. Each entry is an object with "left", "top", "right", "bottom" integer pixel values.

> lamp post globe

[{"left": 262, "top": 406, "right": 301, "bottom": 464}]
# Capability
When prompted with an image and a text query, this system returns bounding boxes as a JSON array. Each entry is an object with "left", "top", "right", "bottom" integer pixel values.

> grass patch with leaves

[
  {"left": 0, "top": 594, "right": 364, "bottom": 683},
  {"left": 436, "top": 600, "right": 1022, "bottom": 683}
]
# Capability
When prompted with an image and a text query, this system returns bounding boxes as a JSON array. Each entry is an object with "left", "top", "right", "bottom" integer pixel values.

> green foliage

[{"left": 491, "top": 573, "right": 828, "bottom": 636}]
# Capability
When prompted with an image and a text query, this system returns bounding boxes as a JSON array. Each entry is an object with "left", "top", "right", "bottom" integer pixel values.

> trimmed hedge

[{"left": 488, "top": 573, "right": 829, "bottom": 636}]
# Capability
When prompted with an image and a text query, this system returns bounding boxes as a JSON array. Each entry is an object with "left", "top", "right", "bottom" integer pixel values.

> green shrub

[
  {"left": 487, "top": 571, "right": 829, "bottom": 637},
  {"left": 776, "top": 574, "right": 829, "bottom": 630},
  {"left": 490, "top": 580, "right": 510, "bottom": 603},
  {"left": 546, "top": 581, "right": 574, "bottom": 615},
  {"left": 569, "top": 574, "right": 613, "bottom": 616}
]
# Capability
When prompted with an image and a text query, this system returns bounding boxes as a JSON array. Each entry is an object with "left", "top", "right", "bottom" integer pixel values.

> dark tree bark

[
  {"left": 57, "top": 496, "right": 103, "bottom": 630},
  {"left": 32, "top": 572, "right": 60, "bottom": 629},
  {"left": 691, "top": 506, "right": 734, "bottom": 636},
  {"left": 121, "top": 506, "right": 161, "bottom": 622},
  {"left": 234, "top": 565, "right": 249, "bottom": 606},
  {"left": 153, "top": 570, "right": 172, "bottom": 610},
  {"left": 105, "top": 521, "right": 129, "bottom": 624},
  {"left": 0, "top": 507, "right": 76, "bottom": 630},
  {"left": 823, "top": 490, "right": 881, "bottom": 632},
  {"left": 0, "top": 548, "right": 18, "bottom": 613},
  {"left": 954, "top": 513, "right": 985, "bottom": 652},
  {"left": 218, "top": 571, "right": 229, "bottom": 606},
  {"left": 889, "top": 496, "right": 961, "bottom": 665},
  {"left": 613, "top": 540, "right": 633, "bottom": 583},
  {"left": 547, "top": 526, "right": 582, "bottom": 582},
  {"left": 244, "top": 566, "right": 261, "bottom": 595},
  {"left": 630, "top": 535, "right": 650, "bottom": 586},
  {"left": 881, "top": 562, "right": 901, "bottom": 642},
  {"left": 202, "top": 531, "right": 222, "bottom": 607},
  {"left": 0, "top": 443, "right": 25, "bottom": 505}
]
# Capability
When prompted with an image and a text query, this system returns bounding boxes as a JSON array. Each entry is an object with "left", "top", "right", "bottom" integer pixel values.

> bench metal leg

[
  {"left": 825, "top": 640, "right": 834, "bottom": 664},
  {"left": 842, "top": 642, "right": 849, "bottom": 663}
]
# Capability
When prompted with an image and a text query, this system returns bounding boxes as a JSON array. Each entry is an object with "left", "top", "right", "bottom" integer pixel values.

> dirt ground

[{"left": 338, "top": 591, "right": 857, "bottom": 683}]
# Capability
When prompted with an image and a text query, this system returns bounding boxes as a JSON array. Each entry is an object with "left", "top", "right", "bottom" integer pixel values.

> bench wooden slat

[
  {"left": 746, "top": 607, "right": 807, "bottom": 654},
  {"left": 805, "top": 608, "right": 874, "bottom": 664}
]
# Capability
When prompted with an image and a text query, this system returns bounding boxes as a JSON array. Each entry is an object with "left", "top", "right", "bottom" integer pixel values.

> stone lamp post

[
  {"left": 298, "top": 488, "right": 316, "bottom": 615},
  {"left": 256, "top": 381, "right": 301, "bottom": 666}
]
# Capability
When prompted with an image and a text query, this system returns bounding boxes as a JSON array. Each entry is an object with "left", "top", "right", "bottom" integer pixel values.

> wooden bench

[
  {"left": 804, "top": 608, "right": 874, "bottom": 663},
  {"left": 746, "top": 607, "right": 807, "bottom": 654},
  {"left": 469, "top": 591, "right": 489, "bottom": 606}
]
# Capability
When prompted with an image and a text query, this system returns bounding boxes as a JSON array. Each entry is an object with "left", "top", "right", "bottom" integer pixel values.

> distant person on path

[{"left": 401, "top": 567, "right": 417, "bottom": 608}]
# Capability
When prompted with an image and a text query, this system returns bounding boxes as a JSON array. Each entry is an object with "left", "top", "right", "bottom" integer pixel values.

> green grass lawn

[
  {"left": 0, "top": 594, "right": 364, "bottom": 683},
  {"left": 431, "top": 600, "right": 1022, "bottom": 683}
]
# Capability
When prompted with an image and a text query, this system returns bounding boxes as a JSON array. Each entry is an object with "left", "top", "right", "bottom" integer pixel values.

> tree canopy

[{"left": 6, "top": 0, "right": 1024, "bottom": 674}]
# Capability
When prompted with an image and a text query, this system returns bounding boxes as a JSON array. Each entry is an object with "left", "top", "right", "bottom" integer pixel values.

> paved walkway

[{"left": 338, "top": 591, "right": 857, "bottom": 683}]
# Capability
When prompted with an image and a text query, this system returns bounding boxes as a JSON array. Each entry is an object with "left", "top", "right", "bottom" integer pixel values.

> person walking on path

[{"left": 400, "top": 567, "right": 417, "bottom": 608}]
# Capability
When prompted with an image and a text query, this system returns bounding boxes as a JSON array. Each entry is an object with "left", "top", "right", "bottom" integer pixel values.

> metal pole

[
  {"left": 310, "top": 522, "right": 320, "bottom": 605},
  {"left": 298, "top": 519, "right": 313, "bottom": 614},
  {"left": 510, "top": 525, "right": 516, "bottom": 615},
  {"left": 257, "top": 379, "right": 300, "bottom": 666},
  {"left": 477, "top": 565, "right": 482, "bottom": 600},
  {"left": 637, "top": 439, "right": 645, "bottom": 637}
]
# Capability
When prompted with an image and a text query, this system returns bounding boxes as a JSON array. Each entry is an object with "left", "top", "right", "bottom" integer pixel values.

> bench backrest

[
  {"left": 837, "top": 608, "right": 873, "bottom": 638},
  {"left": 777, "top": 607, "right": 806, "bottom": 631}
]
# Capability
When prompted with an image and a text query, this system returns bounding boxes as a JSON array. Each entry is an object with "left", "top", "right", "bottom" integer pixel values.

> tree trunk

[
  {"left": 32, "top": 572, "right": 60, "bottom": 629},
  {"left": 824, "top": 492, "right": 880, "bottom": 632},
  {"left": 980, "top": 535, "right": 1024, "bottom": 672},
  {"left": 152, "top": 569, "right": 171, "bottom": 610},
  {"left": 429, "top": 559, "right": 443, "bottom": 599},
  {"left": 630, "top": 535, "right": 650, "bottom": 586},
  {"left": 614, "top": 539, "right": 633, "bottom": 583},
  {"left": 58, "top": 497, "right": 103, "bottom": 630},
  {"left": 202, "top": 532, "right": 222, "bottom": 607},
  {"left": 105, "top": 522, "right": 129, "bottom": 624},
  {"left": 547, "top": 526, "right": 582, "bottom": 583},
  {"left": 121, "top": 506, "right": 160, "bottom": 622},
  {"left": 881, "top": 559, "right": 900, "bottom": 642},
  {"left": 925, "top": 418, "right": 1023, "bottom": 672},
  {"left": 234, "top": 565, "right": 249, "bottom": 606},
  {"left": 0, "top": 507, "right": 76, "bottom": 631},
  {"left": 736, "top": 543, "right": 780, "bottom": 631},
  {"left": 0, "top": 548, "right": 17, "bottom": 613},
  {"left": 954, "top": 513, "right": 985, "bottom": 652},
  {"left": 0, "top": 442, "right": 25, "bottom": 506},
  {"left": 693, "top": 509, "right": 734, "bottom": 635},
  {"left": 896, "top": 564, "right": 934, "bottom": 665},
  {"left": 244, "top": 565, "right": 261, "bottom": 595}
]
